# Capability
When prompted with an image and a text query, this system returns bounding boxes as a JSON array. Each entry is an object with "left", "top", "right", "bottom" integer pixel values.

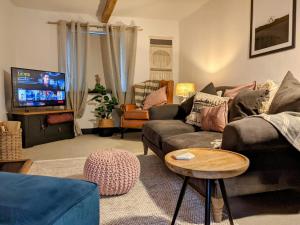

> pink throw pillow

[
  {"left": 143, "top": 86, "right": 167, "bottom": 110},
  {"left": 224, "top": 81, "right": 256, "bottom": 99},
  {"left": 200, "top": 102, "right": 228, "bottom": 132}
]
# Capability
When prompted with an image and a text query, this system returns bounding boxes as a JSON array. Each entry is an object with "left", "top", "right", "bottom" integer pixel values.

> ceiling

[
  {"left": 11, "top": 0, "right": 209, "bottom": 21},
  {"left": 11, "top": 0, "right": 100, "bottom": 15},
  {"left": 113, "top": 0, "right": 209, "bottom": 20}
]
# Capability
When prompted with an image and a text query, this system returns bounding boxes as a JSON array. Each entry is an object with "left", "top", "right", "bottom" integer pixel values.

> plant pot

[
  {"left": 98, "top": 119, "right": 114, "bottom": 137},
  {"left": 99, "top": 128, "right": 114, "bottom": 137},
  {"left": 98, "top": 119, "right": 114, "bottom": 128}
]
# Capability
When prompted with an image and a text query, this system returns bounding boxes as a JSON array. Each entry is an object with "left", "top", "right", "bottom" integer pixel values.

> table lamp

[{"left": 175, "top": 83, "right": 195, "bottom": 103}]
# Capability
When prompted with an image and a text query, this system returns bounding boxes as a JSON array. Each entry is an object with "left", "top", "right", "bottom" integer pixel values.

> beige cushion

[{"left": 256, "top": 80, "right": 279, "bottom": 113}]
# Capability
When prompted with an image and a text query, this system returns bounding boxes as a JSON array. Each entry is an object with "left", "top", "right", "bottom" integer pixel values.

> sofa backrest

[{"left": 216, "top": 86, "right": 235, "bottom": 96}]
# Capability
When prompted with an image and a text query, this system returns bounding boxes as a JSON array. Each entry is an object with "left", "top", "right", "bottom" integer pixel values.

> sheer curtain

[
  {"left": 57, "top": 20, "right": 89, "bottom": 136},
  {"left": 101, "top": 25, "right": 138, "bottom": 104}
]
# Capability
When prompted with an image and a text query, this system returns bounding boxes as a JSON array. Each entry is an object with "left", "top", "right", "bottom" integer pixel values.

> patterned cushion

[
  {"left": 134, "top": 80, "right": 161, "bottom": 108},
  {"left": 186, "top": 92, "right": 229, "bottom": 127},
  {"left": 256, "top": 80, "right": 279, "bottom": 114},
  {"left": 143, "top": 86, "right": 167, "bottom": 110}
]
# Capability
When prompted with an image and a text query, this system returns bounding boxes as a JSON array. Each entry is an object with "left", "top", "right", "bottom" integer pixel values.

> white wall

[
  {"left": 13, "top": 7, "right": 101, "bottom": 85},
  {"left": 179, "top": 0, "right": 300, "bottom": 90},
  {"left": 0, "top": 0, "right": 16, "bottom": 120},
  {"left": 11, "top": 8, "right": 179, "bottom": 128},
  {"left": 13, "top": 8, "right": 179, "bottom": 85}
]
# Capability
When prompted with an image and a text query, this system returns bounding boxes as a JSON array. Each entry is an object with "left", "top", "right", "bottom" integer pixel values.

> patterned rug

[{"left": 29, "top": 154, "right": 236, "bottom": 225}]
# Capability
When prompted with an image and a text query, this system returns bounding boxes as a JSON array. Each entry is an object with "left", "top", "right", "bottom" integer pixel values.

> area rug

[{"left": 29, "top": 154, "right": 236, "bottom": 225}]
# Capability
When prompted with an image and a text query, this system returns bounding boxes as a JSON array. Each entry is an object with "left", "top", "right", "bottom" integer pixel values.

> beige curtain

[
  {"left": 101, "top": 25, "right": 138, "bottom": 104},
  {"left": 57, "top": 20, "right": 89, "bottom": 136}
]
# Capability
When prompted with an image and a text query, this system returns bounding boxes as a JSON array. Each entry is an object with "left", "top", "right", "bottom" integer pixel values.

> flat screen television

[{"left": 11, "top": 67, "right": 66, "bottom": 108}]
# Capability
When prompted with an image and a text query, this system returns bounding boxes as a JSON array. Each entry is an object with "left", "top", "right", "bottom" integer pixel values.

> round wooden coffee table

[{"left": 165, "top": 148, "right": 249, "bottom": 225}]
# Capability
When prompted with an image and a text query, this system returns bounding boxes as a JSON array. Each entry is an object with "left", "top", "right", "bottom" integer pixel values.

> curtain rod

[{"left": 47, "top": 22, "right": 143, "bottom": 31}]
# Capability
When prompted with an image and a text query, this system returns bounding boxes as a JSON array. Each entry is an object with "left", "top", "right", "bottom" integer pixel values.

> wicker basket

[{"left": 0, "top": 121, "right": 22, "bottom": 160}]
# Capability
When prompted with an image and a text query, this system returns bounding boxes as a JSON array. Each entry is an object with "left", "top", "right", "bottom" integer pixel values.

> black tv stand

[{"left": 8, "top": 110, "right": 75, "bottom": 148}]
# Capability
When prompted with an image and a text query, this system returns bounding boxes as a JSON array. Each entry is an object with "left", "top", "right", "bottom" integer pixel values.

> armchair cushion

[
  {"left": 121, "top": 104, "right": 138, "bottom": 112},
  {"left": 134, "top": 80, "right": 161, "bottom": 108},
  {"left": 124, "top": 110, "right": 149, "bottom": 120},
  {"left": 143, "top": 86, "right": 167, "bottom": 110}
]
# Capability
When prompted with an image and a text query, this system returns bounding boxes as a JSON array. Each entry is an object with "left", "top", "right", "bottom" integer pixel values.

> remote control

[{"left": 173, "top": 152, "right": 195, "bottom": 160}]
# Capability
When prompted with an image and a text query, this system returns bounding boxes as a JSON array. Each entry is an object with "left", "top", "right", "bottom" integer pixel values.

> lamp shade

[{"left": 176, "top": 83, "right": 195, "bottom": 97}]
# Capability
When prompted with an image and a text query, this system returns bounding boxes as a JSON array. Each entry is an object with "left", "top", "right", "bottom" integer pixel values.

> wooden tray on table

[{"left": 0, "top": 159, "right": 33, "bottom": 174}]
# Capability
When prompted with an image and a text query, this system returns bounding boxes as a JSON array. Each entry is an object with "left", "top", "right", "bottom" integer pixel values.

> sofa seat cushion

[
  {"left": 162, "top": 131, "right": 222, "bottom": 154},
  {"left": 222, "top": 117, "right": 293, "bottom": 153},
  {"left": 124, "top": 109, "right": 149, "bottom": 120},
  {"left": 143, "top": 120, "right": 196, "bottom": 148},
  {"left": 0, "top": 172, "right": 99, "bottom": 225}
]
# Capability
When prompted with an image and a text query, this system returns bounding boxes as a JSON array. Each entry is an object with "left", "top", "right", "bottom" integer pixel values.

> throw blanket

[
  {"left": 257, "top": 112, "right": 300, "bottom": 151},
  {"left": 134, "top": 80, "right": 160, "bottom": 108}
]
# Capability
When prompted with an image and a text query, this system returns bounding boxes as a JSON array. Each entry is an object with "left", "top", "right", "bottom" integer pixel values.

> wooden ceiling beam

[{"left": 97, "top": 0, "right": 118, "bottom": 23}]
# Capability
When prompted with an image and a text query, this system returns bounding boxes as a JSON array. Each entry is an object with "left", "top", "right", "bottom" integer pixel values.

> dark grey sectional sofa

[{"left": 142, "top": 103, "right": 300, "bottom": 222}]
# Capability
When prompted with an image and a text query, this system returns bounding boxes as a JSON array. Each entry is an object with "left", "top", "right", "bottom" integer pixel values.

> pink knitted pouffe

[{"left": 83, "top": 149, "right": 140, "bottom": 196}]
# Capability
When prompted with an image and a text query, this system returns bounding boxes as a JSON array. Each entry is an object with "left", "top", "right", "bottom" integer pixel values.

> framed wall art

[{"left": 250, "top": 0, "right": 297, "bottom": 58}]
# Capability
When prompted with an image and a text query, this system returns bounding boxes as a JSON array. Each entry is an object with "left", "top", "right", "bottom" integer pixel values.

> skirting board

[{"left": 81, "top": 128, "right": 141, "bottom": 135}]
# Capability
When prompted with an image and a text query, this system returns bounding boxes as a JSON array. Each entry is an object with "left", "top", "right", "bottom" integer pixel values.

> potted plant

[{"left": 90, "top": 84, "right": 118, "bottom": 137}]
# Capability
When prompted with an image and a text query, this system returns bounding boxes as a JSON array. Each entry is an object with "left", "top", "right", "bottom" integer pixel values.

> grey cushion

[
  {"left": 201, "top": 82, "right": 218, "bottom": 95},
  {"left": 142, "top": 120, "right": 196, "bottom": 148},
  {"left": 179, "top": 95, "right": 195, "bottom": 117},
  {"left": 162, "top": 131, "right": 222, "bottom": 154},
  {"left": 222, "top": 117, "right": 293, "bottom": 153},
  {"left": 269, "top": 71, "right": 300, "bottom": 114},
  {"left": 229, "top": 89, "right": 269, "bottom": 122}
]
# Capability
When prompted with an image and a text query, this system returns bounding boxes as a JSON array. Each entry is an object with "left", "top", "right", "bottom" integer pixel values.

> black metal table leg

[
  {"left": 205, "top": 179, "right": 212, "bottom": 225},
  {"left": 120, "top": 128, "right": 125, "bottom": 139},
  {"left": 218, "top": 179, "right": 234, "bottom": 225},
  {"left": 171, "top": 176, "right": 189, "bottom": 225}
]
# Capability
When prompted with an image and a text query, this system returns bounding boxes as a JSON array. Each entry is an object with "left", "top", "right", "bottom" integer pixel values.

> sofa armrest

[
  {"left": 221, "top": 117, "right": 290, "bottom": 153},
  {"left": 149, "top": 104, "right": 184, "bottom": 120}
]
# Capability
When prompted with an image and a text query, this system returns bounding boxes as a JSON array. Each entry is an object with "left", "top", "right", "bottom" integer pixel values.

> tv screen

[{"left": 11, "top": 67, "right": 66, "bottom": 107}]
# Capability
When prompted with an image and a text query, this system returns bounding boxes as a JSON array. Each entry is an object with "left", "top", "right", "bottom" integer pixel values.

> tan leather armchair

[{"left": 120, "top": 80, "right": 174, "bottom": 138}]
